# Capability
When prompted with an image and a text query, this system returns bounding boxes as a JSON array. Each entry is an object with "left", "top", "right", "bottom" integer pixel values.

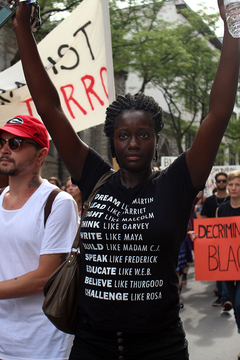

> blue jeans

[
  {"left": 224, "top": 281, "right": 240, "bottom": 332},
  {"left": 69, "top": 320, "right": 189, "bottom": 360},
  {"left": 217, "top": 281, "right": 230, "bottom": 302}
]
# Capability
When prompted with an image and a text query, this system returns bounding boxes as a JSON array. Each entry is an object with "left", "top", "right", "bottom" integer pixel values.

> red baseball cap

[{"left": 0, "top": 115, "right": 49, "bottom": 150}]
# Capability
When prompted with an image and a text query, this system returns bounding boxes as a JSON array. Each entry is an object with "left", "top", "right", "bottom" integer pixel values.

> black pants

[{"left": 69, "top": 321, "right": 189, "bottom": 360}]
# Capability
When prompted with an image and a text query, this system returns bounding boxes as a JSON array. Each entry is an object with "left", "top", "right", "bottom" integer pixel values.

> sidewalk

[{"left": 180, "top": 266, "right": 239, "bottom": 360}]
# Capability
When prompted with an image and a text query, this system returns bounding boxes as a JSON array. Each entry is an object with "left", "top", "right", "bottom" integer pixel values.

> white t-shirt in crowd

[{"left": 0, "top": 179, "right": 79, "bottom": 360}]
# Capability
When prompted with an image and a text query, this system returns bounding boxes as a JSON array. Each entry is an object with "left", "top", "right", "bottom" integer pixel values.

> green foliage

[
  {"left": 33, "top": 0, "right": 83, "bottom": 42},
  {"left": 109, "top": 0, "right": 165, "bottom": 73},
  {"left": 10, "top": 0, "right": 82, "bottom": 63},
  {"left": 214, "top": 114, "right": 240, "bottom": 165},
  {"left": 109, "top": 0, "right": 222, "bottom": 153},
  {"left": 215, "top": 142, "right": 228, "bottom": 165},
  {"left": 8, "top": 0, "right": 240, "bottom": 159}
]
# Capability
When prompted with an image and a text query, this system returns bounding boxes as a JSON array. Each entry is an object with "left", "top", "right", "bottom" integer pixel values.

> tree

[
  {"left": 151, "top": 19, "right": 220, "bottom": 153},
  {"left": 215, "top": 113, "right": 240, "bottom": 165},
  {"left": 8, "top": 0, "right": 240, "bottom": 158},
  {"left": 10, "top": 0, "right": 82, "bottom": 64},
  {"left": 34, "top": 0, "right": 82, "bottom": 41},
  {"left": 109, "top": 0, "right": 222, "bottom": 153}
]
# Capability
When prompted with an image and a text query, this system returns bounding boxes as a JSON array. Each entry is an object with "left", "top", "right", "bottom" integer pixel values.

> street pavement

[{"left": 180, "top": 265, "right": 239, "bottom": 360}]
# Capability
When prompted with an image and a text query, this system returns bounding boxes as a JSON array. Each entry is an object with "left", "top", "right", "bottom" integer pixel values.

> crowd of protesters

[{"left": 0, "top": 0, "right": 240, "bottom": 359}]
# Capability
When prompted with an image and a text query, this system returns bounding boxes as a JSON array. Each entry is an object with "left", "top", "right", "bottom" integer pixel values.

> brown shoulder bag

[{"left": 42, "top": 169, "right": 115, "bottom": 334}]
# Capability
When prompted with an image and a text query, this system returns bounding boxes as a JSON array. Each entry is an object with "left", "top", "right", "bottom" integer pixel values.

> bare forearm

[
  {"left": 0, "top": 271, "right": 47, "bottom": 299},
  {"left": 14, "top": 19, "right": 63, "bottom": 129},
  {"left": 0, "top": 253, "right": 63, "bottom": 300}
]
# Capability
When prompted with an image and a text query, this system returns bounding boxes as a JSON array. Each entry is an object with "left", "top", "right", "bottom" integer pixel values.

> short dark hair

[
  {"left": 48, "top": 176, "right": 61, "bottom": 188},
  {"left": 215, "top": 171, "right": 227, "bottom": 181},
  {"left": 104, "top": 92, "right": 164, "bottom": 157}
]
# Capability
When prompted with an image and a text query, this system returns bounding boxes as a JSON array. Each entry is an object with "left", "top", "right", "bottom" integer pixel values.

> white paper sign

[
  {"left": 0, "top": 0, "right": 115, "bottom": 133},
  {"left": 161, "top": 156, "right": 177, "bottom": 169}
]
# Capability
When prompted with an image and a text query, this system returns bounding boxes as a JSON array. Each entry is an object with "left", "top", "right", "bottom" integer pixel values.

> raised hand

[
  {"left": 218, "top": 0, "right": 226, "bottom": 22},
  {"left": 8, "top": 0, "right": 32, "bottom": 29}
]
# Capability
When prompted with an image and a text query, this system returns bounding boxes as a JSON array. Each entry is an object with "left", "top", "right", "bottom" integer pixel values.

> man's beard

[
  {"left": 0, "top": 157, "right": 19, "bottom": 176},
  {"left": 0, "top": 168, "right": 19, "bottom": 176}
]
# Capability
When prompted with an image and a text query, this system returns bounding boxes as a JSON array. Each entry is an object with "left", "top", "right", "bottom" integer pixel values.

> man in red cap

[{"left": 0, "top": 115, "right": 79, "bottom": 360}]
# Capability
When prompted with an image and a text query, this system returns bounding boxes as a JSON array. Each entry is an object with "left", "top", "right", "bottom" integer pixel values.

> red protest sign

[{"left": 194, "top": 216, "right": 240, "bottom": 281}]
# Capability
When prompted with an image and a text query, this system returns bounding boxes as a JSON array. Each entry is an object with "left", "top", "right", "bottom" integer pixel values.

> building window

[
  {"left": 48, "top": 140, "right": 55, "bottom": 157},
  {"left": 229, "top": 149, "right": 236, "bottom": 165},
  {"left": 184, "top": 86, "right": 194, "bottom": 113},
  {"left": 215, "top": 148, "right": 224, "bottom": 165},
  {"left": 185, "top": 132, "right": 195, "bottom": 151}
]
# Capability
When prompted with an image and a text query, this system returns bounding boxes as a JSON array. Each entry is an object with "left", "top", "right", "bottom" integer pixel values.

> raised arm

[
  {"left": 186, "top": 0, "right": 240, "bottom": 188},
  {"left": 11, "top": 1, "right": 89, "bottom": 181}
]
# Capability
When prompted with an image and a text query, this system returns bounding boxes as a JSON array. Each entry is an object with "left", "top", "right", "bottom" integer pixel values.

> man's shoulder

[
  {"left": 218, "top": 200, "right": 232, "bottom": 217},
  {"left": 40, "top": 180, "right": 72, "bottom": 201},
  {"left": 205, "top": 194, "right": 215, "bottom": 202},
  {"left": 41, "top": 181, "right": 78, "bottom": 226},
  {"left": 218, "top": 200, "right": 230, "bottom": 209},
  {"left": 202, "top": 195, "right": 215, "bottom": 206},
  {"left": 200, "top": 194, "right": 216, "bottom": 217},
  {"left": 0, "top": 186, "right": 9, "bottom": 196}
]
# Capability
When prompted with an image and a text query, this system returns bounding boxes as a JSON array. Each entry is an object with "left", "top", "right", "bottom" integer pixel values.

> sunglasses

[
  {"left": 0, "top": 137, "right": 39, "bottom": 151},
  {"left": 216, "top": 179, "right": 227, "bottom": 184}
]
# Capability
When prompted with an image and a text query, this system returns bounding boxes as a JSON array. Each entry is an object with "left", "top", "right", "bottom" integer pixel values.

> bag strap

[
  {"left": 44, "top": 188, "right": 62, "bottom": 226},
  {"left": 82, "top": 169, "right": 115, "bottom": 216},
  {"left": 71, "top": 169, "right": 115, "bottom": 251}
]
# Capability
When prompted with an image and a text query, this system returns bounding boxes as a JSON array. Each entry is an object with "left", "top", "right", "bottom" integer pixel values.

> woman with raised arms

[{"left": 9, "top": 1, "right": 240, "bottom": 358}]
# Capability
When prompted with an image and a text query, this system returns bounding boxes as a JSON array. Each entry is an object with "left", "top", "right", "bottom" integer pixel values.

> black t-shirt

[
  {"left": 218, "top": 201, "right": 240, "bottom": 217},
  {"left": 75, "top": 148, "right": 198, "bottom": 332},
  {"left": 201, "top": 194, "right": 230, "bottom": 218}
]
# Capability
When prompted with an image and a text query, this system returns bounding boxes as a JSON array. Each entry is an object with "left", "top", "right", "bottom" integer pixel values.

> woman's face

[
  {"left": 65, "top": 179, "right": 81, "bottom": 199},
  {"left": 113, "top": 110, "right": 158, "bottom": 173}
]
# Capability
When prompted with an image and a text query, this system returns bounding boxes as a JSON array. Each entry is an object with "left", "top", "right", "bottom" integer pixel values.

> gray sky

[
  {"left": 186, "top": 0, "right": 218, "bottom": 11},
  {"left": 185, "top": 0, "right": 224, "bottom": 36},
  {"left": 118, "top": 1, "right": 224, "bottom": 37}
]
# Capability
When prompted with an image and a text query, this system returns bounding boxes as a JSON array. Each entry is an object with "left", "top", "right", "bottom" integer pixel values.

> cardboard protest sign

[
  {"left": 194, "top": 217, "right": 240, "bottom": 281},
  {"left": 0, "top": 0, "right": 115, "bottom": 133}
]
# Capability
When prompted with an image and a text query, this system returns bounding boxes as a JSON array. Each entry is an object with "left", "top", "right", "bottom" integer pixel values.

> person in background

[
  {"left": 194, "top": 190, "right": 205, "bottom": 219},
  {"left": 10, "top": 0, "right": 240, "bottom": 358},
  {"left": 201, "top": 171, "right": 231, "bottom": 309},
  {"left": 65, "top": 176, "right": 82, "bottom": 217},
  {"left": 176, "top": 221, "right": 193, "bottom": 309},
  {"left": 49, "top": 176, "right": 61, "bottom": 188},
  {"left": 0, "top": 115, "right": 79, "bottom": 360},
  {"left": 216, "top": 170, "right": 240, "bottom": 360},
  {"left": 189, "top": 171, "right": 240, "bottom": 359},
  {"left": 201, "top": 172, "right": 229, "bottom": 218}
]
